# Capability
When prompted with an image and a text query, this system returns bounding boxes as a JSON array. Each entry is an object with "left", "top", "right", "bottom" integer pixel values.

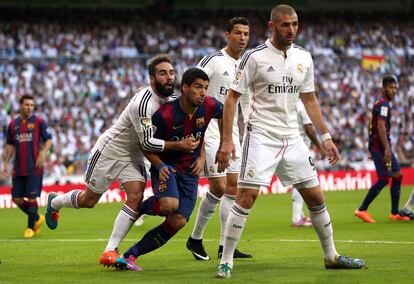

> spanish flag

[{"left": 362, "top": 55, "right": 385, "bottom": 71}]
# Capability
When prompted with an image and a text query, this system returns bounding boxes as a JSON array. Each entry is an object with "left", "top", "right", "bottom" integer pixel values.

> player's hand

[
  {"left": 319, "top": 147, "right": 328, "bottom": 160},
  {"left": 35, "top": 151, "right": 46, "bottom": 169},
  {"left": 179, "top": 137, "right": 200, "bottom": 153},
  {"left": 323, "top": 139, "right": 339, "bottom": 165},
  {"left": 215, "top": 140, "right": 234, "bottom": 173},
  {"left": 190, "top": 155, "right": 205, "bottom": 176},
  {"left": 384, "top": 147, "right": 392, "bottom": 170},
  {"left": 0, "top": 164, "right": 9, "bottom": 179},
  {"left": 157, "top": 163, "right": 175, "bottom": 182}
]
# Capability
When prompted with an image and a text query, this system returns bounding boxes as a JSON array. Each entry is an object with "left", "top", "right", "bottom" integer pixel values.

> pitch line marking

[{"left": 0, "top": 238, "right": 413, "bottom": 245}]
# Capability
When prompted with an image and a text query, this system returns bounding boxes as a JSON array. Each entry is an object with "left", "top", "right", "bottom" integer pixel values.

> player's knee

[
  {"left": 159, "top": 199, "right": 179, "bottom": 215},
  {"left": 392, "top": 173, "right": 402, "bottom": 180},
  {"left": 237, "top": 190, "right": 258, "bottom": 209},
  {"left": 12, "top": 198, "right": 24, "bottom": 205},
  {"left": 377, "top": 177, "right": 390, "bottom": 186},
  {"left": 209, "top": 183, "right": 225, "bottom": 198}
]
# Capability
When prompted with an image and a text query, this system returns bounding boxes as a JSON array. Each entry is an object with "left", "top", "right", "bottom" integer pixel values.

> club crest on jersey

[
  {"left": 90, "top": 179, "right": 96, "bottom": 187},
  {"left": 233, "top": 70, "right": 242, "bottom": 85},
  {"left": 247, "top": 169, "right": 255, "bottom": 178},
  {"left": 209, "top": 166, "right": 215, "bottom": 174},
  {"left": 297, "top": 64, "right": 304, "bottom": 74},
  {"left": 158, "top": 182, "right": 167, "bottom": 192},
  {"left": 27, "top": 123, "right": 35, "bottom": 130},
  {"left": 196, "top": 117, "right": 205, "bottom": 128}
]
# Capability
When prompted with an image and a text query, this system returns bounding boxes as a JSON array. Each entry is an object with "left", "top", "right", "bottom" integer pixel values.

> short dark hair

[
  {"left": 19, "top": 95, "right": 34, "bottom": 105},
  {"left": 382, "top": 75, "right": 398, "bottom": 87},
  {"left": 271, "top": 4, "right": 296, "bottom": 22},
  {"left": 225, "top": 17, "right": 250, "bottom": 32},
  {"left": 147, "top": 54, "right": 173, "bottom": 76},
  {"left": 181, "top": 68, "right": 209, "bottom": 89}
]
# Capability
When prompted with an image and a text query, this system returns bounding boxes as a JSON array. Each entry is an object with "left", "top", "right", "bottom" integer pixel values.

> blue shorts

[
  {"left": 12, "top": 175, "right": 43, "bottom": 199},
  {"left": 151, "top": 170, "right": 198, "bottom": 221},
  {"left": 371, "top": 151, "right": 400, "bottom": 178}
]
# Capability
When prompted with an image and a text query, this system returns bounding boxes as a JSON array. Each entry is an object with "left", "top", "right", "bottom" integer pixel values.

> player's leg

[
  {"left": 187, "top": 140, "right": 224, "bottom": 260},
  {"left": 217, "top": 128, "right": 275, "bottom": 278},
  {"left": 400, "top": 188, "right": 414, "bottom": 219},
  {"left": 355, "top": 151, "right": 389, "bottom": 223},
  {"left": 187, "top": 176, "right": 224, "bottom": 260},
  {"left": 389, "top": 155, "right": 409, "bottom": 220},
  {"left": 291, "top": 187, "right": 311, "bottom": 227},
  {"left": 218, "top": 172, "right": 252, "bottom": 259},
  {"left": 103, "top": 162, "right": 147, "bottom": 257},
  {"left": 28, "top": 175, "right": 44, "bottom": 236},
  {"left": 46, "top": 151, "right": 117, "bottom": 230},
  {"left": 299, "top": 183, "right": 365, "bottom": 269},
  {"left": 283, "top": 137, "right": 364, "bottom": 269}
]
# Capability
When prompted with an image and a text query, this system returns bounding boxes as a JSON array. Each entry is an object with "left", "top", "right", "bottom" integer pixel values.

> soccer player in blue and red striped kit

[
  {"left": 1, "top": 95, "right": 52, "bottom": 238},
  {"left": 113, "top": 67, "right": 223, "bottom": 270},
  {"left": 355, "top": 75, "right": 410, "bottom": 222}
]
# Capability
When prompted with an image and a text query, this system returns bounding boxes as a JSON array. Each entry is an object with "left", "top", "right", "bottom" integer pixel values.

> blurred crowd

[{"left": 0, "top": 7, "right": 413, "bottom": 183}]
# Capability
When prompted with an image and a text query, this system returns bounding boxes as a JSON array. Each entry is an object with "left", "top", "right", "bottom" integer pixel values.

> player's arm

[
  {"left": 190, "top": 140, "right": 206, "bottom": 177},
  {"left": 300, "top": 92, "right": 338, "bottom": 165},
  {"left": 36, "top": 119, "right": 53, "bottom": 168},
  {"left": 142, "top": 150, "right": 174, "bottom": 182},
  {"left": 304, "top": 124, "right": 327, "bottom": 159},
  {"left": 216, "top": 90, "right": 239, "bottom": 172},
  {"left": 377, "top": 119, "right": 391, "bottom": 167},
  {"left": 1, "top": 144, "right": 15, "bottom": 177},
  {"left": 130, "top": 103, "right": 198, "bottom": 153}
]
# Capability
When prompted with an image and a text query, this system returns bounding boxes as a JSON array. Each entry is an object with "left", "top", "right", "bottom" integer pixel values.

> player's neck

[
  {"left": 271, "top": 38, "right": 291, "bottom": 53},
  {"left": 179, "top": 97, "right": 197, "bottom": 119},
  {"left": 224, "top": 46, "right": 242, "bottom": 60}
]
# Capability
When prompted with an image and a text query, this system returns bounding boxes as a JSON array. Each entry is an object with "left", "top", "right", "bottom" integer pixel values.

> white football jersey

[
  {"left": 231, "top": 39, "right": 315, "bottom": 138},
  {"left": 296, "top": 100, "right": 312, "bottom": 147},
  {"left": 197, "top": 48, "right": 241, "bottom": 144},
  {"left": 94, "top": 87, "right": 175, "bottom": 161}
]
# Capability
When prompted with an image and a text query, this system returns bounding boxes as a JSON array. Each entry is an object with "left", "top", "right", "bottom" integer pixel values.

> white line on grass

[{"left": 0, "top": 238, "right": 413, "bottom": 245}]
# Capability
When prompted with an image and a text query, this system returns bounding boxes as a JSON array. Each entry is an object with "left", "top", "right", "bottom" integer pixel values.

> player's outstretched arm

[{"left": 300, "top": 92, "right": 339, "bottom": 165}]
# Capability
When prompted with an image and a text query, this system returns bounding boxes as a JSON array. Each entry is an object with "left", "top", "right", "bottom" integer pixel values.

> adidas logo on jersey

[
  {"left": 223, "top": 71, "right": 229, "bottom": 76},
  {"left": 267, "top": 66, "right": 275, "bottom": 72}
]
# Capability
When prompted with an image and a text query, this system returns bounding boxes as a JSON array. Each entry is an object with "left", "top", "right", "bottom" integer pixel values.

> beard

[{"left": 155, "top": 80, "right": 174, "bottom": 97}]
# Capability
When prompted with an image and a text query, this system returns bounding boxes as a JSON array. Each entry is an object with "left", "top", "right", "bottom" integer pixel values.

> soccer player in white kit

[
  {"left": 290, "top": 100, "right": 326, "bottom": 227},
  {"left": 186, "top": 17, "right": 252, "bottom": 261},
  {"left": 44, "top": 55, "right": 200, "bottom": 266},
  {"left": 215, "top": 5, "right": 365, "bottom": 278}
]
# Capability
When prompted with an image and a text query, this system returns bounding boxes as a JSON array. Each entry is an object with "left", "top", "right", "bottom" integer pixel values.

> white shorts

[
  {"left": 238, "top": 126, "right": 318, "bottom": 187},
  {"left": 84, "top": 150, "right": 147, "bottom": 194},
  {"left": 201, "top": 140, "right": 242, "bottom": 178}
]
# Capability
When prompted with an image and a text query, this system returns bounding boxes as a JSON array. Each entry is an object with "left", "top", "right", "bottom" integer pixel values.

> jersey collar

[{"left": 265, "top": 39, "right": 293, "bottom": 57}]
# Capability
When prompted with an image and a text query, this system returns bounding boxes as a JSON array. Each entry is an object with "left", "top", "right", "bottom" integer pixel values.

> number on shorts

[{"left": 308, "top": 156, "right": 315, "bottom": 171}]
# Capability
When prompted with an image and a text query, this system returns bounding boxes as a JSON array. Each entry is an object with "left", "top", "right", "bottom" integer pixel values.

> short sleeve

[{"left": 300, "top": 55, "right": 315, "bottom": 93}]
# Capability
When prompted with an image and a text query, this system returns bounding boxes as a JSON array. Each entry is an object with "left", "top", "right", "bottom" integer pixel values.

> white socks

[
  {"left": 105, "top": 204, "right": 138, "bottom": 251},
  {"left": 292, "top": 187, "right": 304, "bottom": 223},
  {"left": 220, "top": 204, "right": 250, "bottom": 267},
  {"left": 51, "top": 189, "right": 82, "bottom": 210},
  {"left": 403, "top": 188, "right": 414, "bottom": 211},
  {"left": 309, "top": 205, "right": 338, "bottom": 262},
  {"left": 191, "top": 191, "right": 221, "bottom": 240},
  {"left": 219, "top": 194, "right": 236, "bottom": 246}
]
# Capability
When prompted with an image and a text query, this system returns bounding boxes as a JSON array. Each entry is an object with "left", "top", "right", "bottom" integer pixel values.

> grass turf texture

[{"left": 0, "top": 187, "right": 412, "bottom": 284}]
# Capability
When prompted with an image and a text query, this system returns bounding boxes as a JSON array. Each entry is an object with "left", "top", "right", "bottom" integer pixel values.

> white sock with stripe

[
  {"left": 105, "top": 204, "right": 138, "bottom": 251},
  {"left": 219, "top": 194, "right": 235, "bottom": 246},
  {"left": 220, "top": 203, "right": 250, "bottom": 268},
  {"left": 191, "top": 191, "right": 221, "bottom": 240},
  {"left": 51, "top": 190, "right": 82, "bottom": 210},
  {"left": 309, "top": 204, "right": 338, "bottom": 262}
]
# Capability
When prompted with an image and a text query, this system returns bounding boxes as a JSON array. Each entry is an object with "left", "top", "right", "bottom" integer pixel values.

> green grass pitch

[{"left": 0, "top": 187, "right": 412, "bottom": 284}]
